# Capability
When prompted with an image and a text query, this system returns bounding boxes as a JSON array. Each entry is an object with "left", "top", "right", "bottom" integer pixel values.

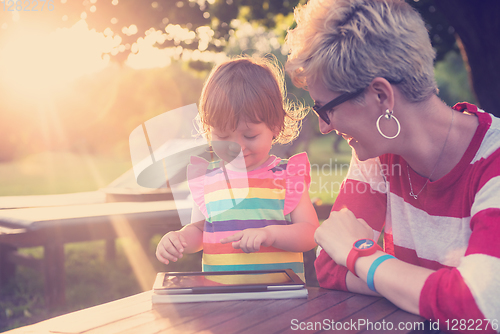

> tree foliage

[
  {"left": 1, "top": 0, "right": 499, "bottom": 163},
  {"left": 1, "top": 0, "right": 301, "bottom": 63},
  {"left": 407, "top": 0, "right": 500, "bottom": 117},
  {"left": 4, "top": 0, "right": 498, "bottom": 116}
]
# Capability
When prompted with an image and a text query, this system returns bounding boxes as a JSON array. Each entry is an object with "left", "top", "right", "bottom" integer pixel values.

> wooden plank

[
  {"left": 273, "top": 293, "right": 382, "bottom": 334},
  {"left": 0, "top": 191, "right": 106, "bottom": 210},
  {"left": 0, "top": 243, "right": 17, "bottom": 284},
  {"left": 206, "top": 288, "right": 329, "bottom": 334},
  {"left": 361, "top": 309, "right": 429, "bottom": 334},
  {"left": 83, "top": 302, "right": 201, "bottom": 334},
  {"left": 105, "top": 238, "right": 116, "bottom": 261},
  {"left": 0, "top": 226, "right": 27, "bottom": 234},
  {"left": 164, "top": 299, "right": 281, "bottom": 334},
  {"left": 91, "top": 301, "right": 235, "bottom": 334},
  {"left": 238, "top": 288, "right": 351, "bottom": 334},
  {"left": 316, "top": 297, "right": 398, "bottom": 333},
  {"left": 84, "top": 312, "right": 159, "bottom": 334},
  {"left": 44, "top": 241, "right": 66, "bottom": 307},
  {"left": 37, "top": 291, "right": 154, "bottom": 334},
  {"left": 0, "top": 228, "right": 39, "bottom": 248},
  {"left": 0, "top": 200, "right": 192, "bottom": 229},
  {"left": 205, "top": 297, "right": 314, "bottom": 334},
  {"left": 0, "top": 224, "right": 117, "bottom": 249}
]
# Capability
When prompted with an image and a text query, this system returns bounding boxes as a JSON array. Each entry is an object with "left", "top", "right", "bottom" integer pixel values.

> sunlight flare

[{"left": 0, "top": 20, "right": 113, "bottom": 97}]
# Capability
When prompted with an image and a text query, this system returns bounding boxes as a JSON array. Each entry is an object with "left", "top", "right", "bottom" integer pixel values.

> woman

[{"left": 285, "top": 0, "right": 500, "bottom": 331}]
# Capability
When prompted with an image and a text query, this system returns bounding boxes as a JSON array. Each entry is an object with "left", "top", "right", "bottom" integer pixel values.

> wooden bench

[{"left": 0, "top": 200, "right": 192, "bottom": 307}]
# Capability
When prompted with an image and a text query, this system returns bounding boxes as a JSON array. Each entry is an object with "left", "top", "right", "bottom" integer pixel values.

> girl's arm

[
  {"left": 264, "top": 187, "right": 319, "bottom": 252},
  {"left": 179, "top": 204, "right": 205, "bottom": 253},
  {"left": 221, "top": 189, "right": 319, "bottom": 253},
  {"left": 156, "top": 202, "right": 205, "bottom": 264}
]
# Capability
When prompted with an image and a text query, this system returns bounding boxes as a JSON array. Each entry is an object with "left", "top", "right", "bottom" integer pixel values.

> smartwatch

[{"left": 346, "top": 239, "right": 382, "bottom": 277}]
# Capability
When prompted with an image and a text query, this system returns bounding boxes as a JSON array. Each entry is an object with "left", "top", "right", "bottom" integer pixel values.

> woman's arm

[
  {"left": 353, "top": 250, "right": 433, "bottom": 314},
  {"left": 315, "top": 208, "right": 433, "bottom": 314}
]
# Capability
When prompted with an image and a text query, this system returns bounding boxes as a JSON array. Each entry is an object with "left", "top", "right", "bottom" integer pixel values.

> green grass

[
  {"left": 0, "top": 240, "right": 138, "bottom": 331},
  {"left": 0, "top": 138, "right": 352, "bottom": 331},
  {"left": 307, "top": 135, "right": 351, "bottom": 204},
  {"left": 0, "top": 151, "right": 131, "bottom": 196},
  {"left": 0, "top": 237, "right": 202, "bottom": 332}
]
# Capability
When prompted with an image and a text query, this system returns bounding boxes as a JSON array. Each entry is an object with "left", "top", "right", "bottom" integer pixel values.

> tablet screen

[
  {"left": 162, "top": 271, "right": 292, "bottom": 288},
  {"left": 153, "top": 269, "right": 304, "bottom": 294}
]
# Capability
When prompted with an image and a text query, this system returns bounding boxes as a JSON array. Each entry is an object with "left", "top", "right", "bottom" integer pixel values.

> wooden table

[
  {"left": 5, "top": 287, "right": 430, "bottom": 334},
  {"left": 0, "top": 198, "right": 192, "bottom": 307}
]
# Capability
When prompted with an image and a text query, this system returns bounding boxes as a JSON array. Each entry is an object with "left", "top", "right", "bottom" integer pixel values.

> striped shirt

[
  {"left": 315, "top": 103, "right": 500, "bottom": 331},
  {"left": 188, "top": 152, "right": 311, "bottom": 283}
]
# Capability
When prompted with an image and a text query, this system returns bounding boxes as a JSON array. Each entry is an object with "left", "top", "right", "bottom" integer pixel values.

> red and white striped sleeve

[
  {"left": 315, "top": 155, "right": 388, "bottom": 289},
  {"left": 420, "top": 115, "right": 500, "bottom": 332}
]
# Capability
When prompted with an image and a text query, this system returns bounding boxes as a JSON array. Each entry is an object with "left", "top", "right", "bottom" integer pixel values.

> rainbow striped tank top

[{"left": 187, "top": 152, "right": 311, "bottom": 283}]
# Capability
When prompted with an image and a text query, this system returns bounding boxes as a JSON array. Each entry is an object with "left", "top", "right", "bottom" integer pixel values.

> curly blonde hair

[
  {"left": 285, "top": 0, "right": 438, "bottom": 102},
  {"left": 198, "top": 55, "right": 307, "bottom": 145}
]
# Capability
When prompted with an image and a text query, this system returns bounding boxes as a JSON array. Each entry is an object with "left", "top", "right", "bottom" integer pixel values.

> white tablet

[{"left": 152, "top": 269, "right": 305, "bottom": 295}]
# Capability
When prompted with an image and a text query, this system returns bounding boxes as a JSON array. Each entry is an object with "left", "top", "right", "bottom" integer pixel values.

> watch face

[{"left": 354, "top": 239, "right": 375, "bottom": 250}]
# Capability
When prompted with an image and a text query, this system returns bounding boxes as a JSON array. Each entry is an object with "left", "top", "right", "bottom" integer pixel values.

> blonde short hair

[
  {"left": 285, "top": 0, "right": 438, "bottom": 102},
  {"left": 198, "top": 56, "right": 306, "bottom": 144}
]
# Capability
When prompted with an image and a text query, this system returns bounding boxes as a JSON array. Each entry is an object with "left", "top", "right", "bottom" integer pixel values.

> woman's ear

[{"left": 368, "top": 77, "right": 395, "bottom": 111}]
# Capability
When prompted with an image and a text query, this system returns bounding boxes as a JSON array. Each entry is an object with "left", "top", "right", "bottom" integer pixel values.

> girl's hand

[
  {"left": 314, "top": 208, "right": 374, "bottom": 266},
  {"left": 220, "top": 228, "right": 276, "bottom": 253},
  {"left": 156, "top": 231, "right": 188, "bottom": 264}
]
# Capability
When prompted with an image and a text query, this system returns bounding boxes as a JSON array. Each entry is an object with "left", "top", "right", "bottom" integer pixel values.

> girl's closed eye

[
  {"left": 244, "top": 134, "right": 258, "bottom": 139},
  {"left": 213, "top": 132, "right": 228, "bottom": 140}
]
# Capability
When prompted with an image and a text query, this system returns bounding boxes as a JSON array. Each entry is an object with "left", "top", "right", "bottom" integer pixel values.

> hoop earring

[{"left": 376, "top": 109, "right": 401, "bottom": 139}]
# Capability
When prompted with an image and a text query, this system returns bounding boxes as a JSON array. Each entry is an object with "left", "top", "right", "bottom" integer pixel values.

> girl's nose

[{"left": 228, "top": 141, "right": 242, "bottom": 153}]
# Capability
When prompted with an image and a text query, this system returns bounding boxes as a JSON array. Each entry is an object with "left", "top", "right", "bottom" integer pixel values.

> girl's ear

[
  {"left": 368, "top": 77, "right": 395, "bottom": 111},
  {"left": 272, "top": 127, "right": 280, "bottom": 141}
]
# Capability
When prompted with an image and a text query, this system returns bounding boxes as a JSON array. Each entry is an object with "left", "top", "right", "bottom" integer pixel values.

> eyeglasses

[{"left": 312, "top": 88, "right": 365, "bottom": 125}]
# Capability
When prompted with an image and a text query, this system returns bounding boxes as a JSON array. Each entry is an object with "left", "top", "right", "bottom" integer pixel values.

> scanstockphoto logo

[
  {"left": 310, "top": 159, "right": 402, "bottom": 178},
  {"left": 276, "top": 159, "right": 402, "bottom": 197},
  {"left": 290, "top": 318, "right": 429, "bottom": 332}
]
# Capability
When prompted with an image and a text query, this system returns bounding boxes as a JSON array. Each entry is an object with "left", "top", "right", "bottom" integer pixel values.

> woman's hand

[
  {"left": 220, "top": 228, "right": 276, "bottom": 253},
  {"left": 156, "top": 231, "right": 188, "bottom": 264},
  {"left": 314, "top": 208, "right": 374, "bottom": 266}
]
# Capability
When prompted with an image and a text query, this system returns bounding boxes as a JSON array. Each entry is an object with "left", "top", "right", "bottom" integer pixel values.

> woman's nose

[{"left": 319, "top": 118, "right": 334, "bottom": 135}]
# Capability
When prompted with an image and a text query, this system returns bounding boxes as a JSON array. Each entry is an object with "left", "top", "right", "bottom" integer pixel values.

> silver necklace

[{"left": 407, "top": 109, "right": 454, "bottom": 200}]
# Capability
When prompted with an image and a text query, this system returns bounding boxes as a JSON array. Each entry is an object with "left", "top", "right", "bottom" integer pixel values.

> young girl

[{"left": 156, "top": 56, "right": 319, "bottom": 282}]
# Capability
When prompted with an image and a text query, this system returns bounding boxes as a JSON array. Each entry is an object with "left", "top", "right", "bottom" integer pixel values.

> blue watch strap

[{"left": 367, "top": 254, "right": 396, "bottom": 292}]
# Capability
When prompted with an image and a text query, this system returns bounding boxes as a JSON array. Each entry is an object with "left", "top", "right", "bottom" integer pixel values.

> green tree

[
  {"left": 1, "top": 0, "right": 499, "bottom": 116},
  {"left": 408, "top": 0, "right": 500, "bottom": 116}
]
